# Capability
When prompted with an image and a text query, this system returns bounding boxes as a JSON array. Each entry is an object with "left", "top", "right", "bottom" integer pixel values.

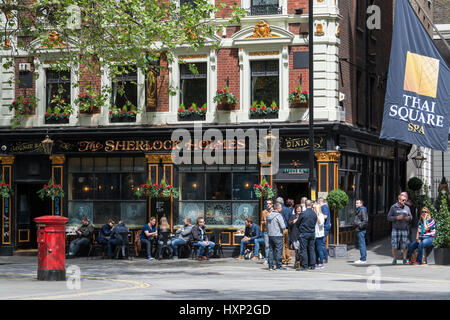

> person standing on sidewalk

[
  {"left": 276, "top": 197, "right": 291, "bottom": 265},
  {"left": 318, "top": 198, "right": 331, "bottom": 263},
  {"left": 295, "top": 200, "right": 317, "bottom": 271},
  {"left": 289, "top": 204, "right": 303, "bottom": 269},
  {"left": 266, "top": 202, "right": 287, "bottom": 271},
  {"left": 353, "top": 200, "right": 368, "bottom": 264},
  {"left": 261, "top": 198, "right": 274, "bottom": 265},
  {"left": 313, "top": 203, "right": 325, "bottom": 269},
  {"left": 387, "top": 193, "right": 412, "bottom": 265}
]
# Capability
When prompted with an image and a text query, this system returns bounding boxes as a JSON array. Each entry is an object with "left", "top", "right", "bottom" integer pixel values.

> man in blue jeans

[
  {"left": 191, "top": 217, "right": 215, "bottom": 261},
  {"left": 140, "top": 217, "right": 158, "bottom": 260},
  {"left": 295, "top": 200, "right": 317, "bottom": 271},
  {"left": 318, "top": 198, "right": 331, "bottom": 263},
  {"left": 353, "top": 199, "right": 368, "bottom": 264},
  {"left": 237, "top": 217, "right": 264, "bottom": 261},
  {"left": 266, "top": 202, "right": 287, "bottom": 271},
  {"left": 171, "top": 217, "right": 193, "bottom": 259}
]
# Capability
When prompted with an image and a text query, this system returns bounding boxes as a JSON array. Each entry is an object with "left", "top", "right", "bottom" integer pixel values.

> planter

[
  {"left": 110, "top": 114, "right": 137, "bottom": 123},
  {"left": 178, "top": 113, "right": 206, "bottom": 121},
  {"left": 217, "top": 102, "right": 237, "bottom": 111},
  {"left": 289, "top": 101, "right": 308, "bottom": 108},
  {"left": 328, "top": 244, "right": 347, "bottom": 259},
  {"left": 433, "top": 247, "right": 450, "bottom": 265},
  {"left": 249, "top": 112, "right": 278, "bottom": 119},
  {"left": 45, "top": 116, "right": 70, "bottom": 124},
  {"left": 79, "top": 106, "right": 100, "bottom": 115}
]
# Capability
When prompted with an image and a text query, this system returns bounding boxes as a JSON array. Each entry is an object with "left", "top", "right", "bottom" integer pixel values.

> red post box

[{"left": 34, "top": 216, "right": 69, "bottom": 281}]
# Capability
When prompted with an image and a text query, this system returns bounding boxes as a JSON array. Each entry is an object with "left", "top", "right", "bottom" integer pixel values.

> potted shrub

[
  {"left": 0, "top": 178, "right": 13, "bottom": 198},
  {"left": 178, "top": 103, "right": 206, "bottom": 121},
  {"left": 109, "top": 101, "right": 138, "bottom": 123},
  {"left": 249, "top": 101, "right": 279, "bottom": 119},
  {"left": 288, "top": 85, "right": 309, "bottom": 108},
  {"left": 8, "top": 96, "right": 38, "bottom": 128},
  {"left": 213, "top": 87, "right": 238, "bottom": 110},
  {"left": 253, "top": 178, "right": 276, "bottom": 199},
  {"left": 37, "top": 178, "right": 65, "bottom": 200},
  {"left": 431, "top": 191, "right": 450, "bottom": 265},
  {"left": 326, "top": 188, "right": 349, "bottom": 258}
]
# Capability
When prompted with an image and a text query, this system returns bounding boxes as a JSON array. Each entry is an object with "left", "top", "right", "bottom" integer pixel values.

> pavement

[{"left": 0, "top": 235, "right": 449, "bottom": 300}]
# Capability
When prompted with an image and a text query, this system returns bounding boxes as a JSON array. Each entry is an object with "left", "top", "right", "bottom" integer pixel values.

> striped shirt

[{"left": 419, "top": 219, "right": 436, "bottom": 239}]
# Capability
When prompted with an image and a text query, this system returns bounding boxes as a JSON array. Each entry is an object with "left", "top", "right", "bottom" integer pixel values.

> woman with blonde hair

[
  {"left": 407, "top": 207, "right": 436, "bottom": 265},
  {"left": 157, "top": 216, "right": 172, "bottom": 259},
  {"left": 313, "top": 203, "right": 325, "bottom": 269}
]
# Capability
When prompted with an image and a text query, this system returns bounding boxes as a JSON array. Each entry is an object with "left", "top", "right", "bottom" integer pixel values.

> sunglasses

[{"left": 421, "top": 211, "right": 428, "bottom": 213}]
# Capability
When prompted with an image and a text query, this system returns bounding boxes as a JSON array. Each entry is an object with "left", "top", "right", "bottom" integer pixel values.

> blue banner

[{"left": 380, "top": 0, "right": 450, "bottom": 151}]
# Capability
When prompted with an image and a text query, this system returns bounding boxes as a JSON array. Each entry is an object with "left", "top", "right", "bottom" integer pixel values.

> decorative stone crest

[{"left": 246, "top": 21, "right": 280, "bottom": 39}]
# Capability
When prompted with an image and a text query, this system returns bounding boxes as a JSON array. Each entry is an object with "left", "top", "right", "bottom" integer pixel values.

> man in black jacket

[
  {"left": 191, "top": 217, "right": 215, "bottom": 261},
  {"left": 295, "top": 200, "right": 317, "bottom": 271},
  {"left": 353, "top": 200, "right": 368, "bottom": 264},
  {"left": 107, "top": 220, "right": 129, "bottom": 258}
]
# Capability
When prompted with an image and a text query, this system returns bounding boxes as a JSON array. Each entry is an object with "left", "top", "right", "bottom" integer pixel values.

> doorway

[
  {"left": 275, "top": 183, "right": 309, "bottom": 204},
  {"left": 16, "top": 184, "right": 53, "bottom": 249}
]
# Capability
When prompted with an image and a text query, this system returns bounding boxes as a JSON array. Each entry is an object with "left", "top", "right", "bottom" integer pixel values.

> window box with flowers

[
  {"left": 135, "top": 179, "right": 179, "bottom": 199},
  {"left": 288, "top": 85, "right": 309, "bottom": 108},
  {"left": 109, "top": 101, "right": 138, "bottom": 123},
  {"left": 213, "top": 87, "right": 238, "bottom": 110},
  {"left": 249, "top": 101, "right": 279, "bottom": 119},
  {"left": 8, "top": 96, "right": 38, "bottom": 128},
  {"left": 178, "top": 103, "right": 207, "bottom": 121},
  {"left": 0, "top": 178, "right": 13, "bottom": 198},
  {"left": 45, "top": 105, "right": 72, "bottom": 124}
]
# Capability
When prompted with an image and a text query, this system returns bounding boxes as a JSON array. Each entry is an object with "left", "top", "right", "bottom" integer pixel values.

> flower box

[
  {"left": 79, "top": 105, "right": 101, "bottom": 115},
  {"left": 135, "top": 179, "right": 179, "bottom": 199},
  {"left": 109, "top": 112, "right": 137, "bottom": 123},
  {"left": 289, "top": 86, "right": 309, "bottom": 108},
  {"left": 289, "top": 99, "right": 309, "bottom": 108},
  {"left": 45, "top": 113, "right": 71, "bottom": 124},
  {"left": 249, "top": 101, "right": 279, "bottom": 119},
  {"left": 178, "top": 103, "right": 206, "bottom": 121},
  {"left": 178, "top": 113, "right": 206, "bottom": 121}
]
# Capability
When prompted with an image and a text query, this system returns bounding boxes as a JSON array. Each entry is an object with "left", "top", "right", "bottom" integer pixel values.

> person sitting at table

[
  {"left": 68, "top": 217, "right": 94, "bottom": 258},
  {"left": 171, "top": 217, "right": 193, "bottom": 259},
  {"left": 237, "top": 217, "right": 264, "bottom": 261},
  {"left": 107, "top": 220, "right": 129, "bottom": 259},
  {"left": 191, "top": 217, "right": 215, "bottom": 261},
  {"left": 97, "top": 219, "right": 115, "bottom": 256},
  {"left": 140, "top": 217, "right": 158, "bottom": 261},
  {"left": 157, "top": 216, "right": 173, "bottom": 259},
  {"left": 407, "top": 207, "right": 436, "bottom": 265}
]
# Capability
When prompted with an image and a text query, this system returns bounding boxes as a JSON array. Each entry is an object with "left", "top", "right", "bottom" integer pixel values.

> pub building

[{"left": 0, "top": 124, "right": 409, "bottom": 256}]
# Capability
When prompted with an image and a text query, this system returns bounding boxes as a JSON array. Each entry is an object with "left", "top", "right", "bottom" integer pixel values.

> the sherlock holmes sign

[{"left": 8, "top": 138, "right": 246, "bottom": 154}]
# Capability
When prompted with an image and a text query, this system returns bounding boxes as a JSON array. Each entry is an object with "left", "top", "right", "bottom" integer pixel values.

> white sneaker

[
  {"left": 263, "top": 260, "right": 268, "bottom": 265},
  {"left": 354, "top": 260, "right": 366, "bottom": 264}
]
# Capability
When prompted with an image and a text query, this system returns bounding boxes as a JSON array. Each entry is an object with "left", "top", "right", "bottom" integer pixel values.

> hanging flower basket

[
  {"left": 37, "top": 178, "right": 65, "bottom": 201},
  {"left": 253, "top": 178, "right": 276, "bottom": 199},
  {"left": 135, "top": 179, "right": 179, "bottom": 199},
  {"left": 0, "top": 179, "right": 13, "bottom": 198},
  {"left": 213, "top": 87, "right": 238, "bottom": 110},
  {"left": 289, "top": 85, "right": 309, "bottom": 108},
  {"left": 9, "top": 96, "right": 38, "bottom": 128}
]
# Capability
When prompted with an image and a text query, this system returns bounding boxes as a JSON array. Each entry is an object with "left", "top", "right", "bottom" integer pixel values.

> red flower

[
  {"left": 12, "top": 100, "right": 17, "bottom": 104},
  {"left": 109, "top": 110, "right": 113, "bottom": 114},
  {"left": 302, "top": 90, "right": 308, "bottom": 94}
]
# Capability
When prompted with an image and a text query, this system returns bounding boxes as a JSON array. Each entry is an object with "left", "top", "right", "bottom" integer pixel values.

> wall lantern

[
  {"left": 41, "top": 135, "right": 54, "bottom": 155},
  {"left": 412, "top": 148, "right": 426, "bottom": 169}
]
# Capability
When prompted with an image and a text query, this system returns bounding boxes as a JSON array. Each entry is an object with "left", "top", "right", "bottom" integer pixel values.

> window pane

[
  {"left": 232, "top": 203, "right": 259, "bottom": 227},
  {"left": 112, "top": 81, "right": 137, "bottom": 108},
  {"left": 70, "top": 173, "right": 95, "bottom": 200},
  {"left": 233, "top": 173, "right": 259, "bottom": 200},
  {"left": 178, "top": 202, "right": 204, "bottom": 225},
  {"left": 181, "top": 78, "right": 207, "bottom": 107},
  {"left": 93, "top": 202, "right": 121, "bottom": 226},
  {"left": 121, "top": 157, "right": 133, "bottom": 171},
  {"left": 68, "top": 202, "right": 93, "bottom": 226},
  {"left": 68, "top": 158, "right": 80, "bottom": 172},
  {"left": 134, "top": 157, "right": 146, "bottom": 172},
  {"left": 94, "top": 157, "right": 107, "bottom": 172},
  {"left": 205, "top": 202, "right": 232, "bottom": 226},
  {"left": 121, "top": 202, "right": 146, "bottom": 227},
  {"left": 81, "top": 158, "right": 94, "bottom": 172},
  {"left": 108, "top": 157, "right": 121, "bottom": 171},
  {"left": 121, "top": 173, "right": 146, "bottom": 199},
  {"left": 251, "top": 61, "right": 279, "bottom": 105},
  {"left": 180, "top": 173, "right": 205, "bottom": 200},
  {"left": 96, "top": 173, "right": 120, "bottom": 200},
  {"left": 206, "top": 172, "right": 231, "bottom": 200}
]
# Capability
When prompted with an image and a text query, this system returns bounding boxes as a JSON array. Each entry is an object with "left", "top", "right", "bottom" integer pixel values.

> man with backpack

[{"left": 353, "top": 200, "right": 369, "bottom": 264}]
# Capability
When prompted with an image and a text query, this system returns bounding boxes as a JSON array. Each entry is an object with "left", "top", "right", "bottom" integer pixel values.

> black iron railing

[{"left": 245, "top": 5, "right": 282, "bottom": 16}]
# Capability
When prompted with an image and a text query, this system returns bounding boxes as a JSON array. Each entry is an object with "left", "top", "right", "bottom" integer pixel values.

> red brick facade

[
  {"left": 289, "top": 46, "right": 309, "bottom": 97},
  {"left": 217, "top": 48, "right": 240, "bottom": 110},
  {"left": 287, "top": 0, "right": 309, "bottom": 14}
]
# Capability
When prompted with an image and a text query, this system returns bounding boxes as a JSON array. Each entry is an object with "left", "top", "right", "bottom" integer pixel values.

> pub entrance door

[
  {"left": 275, "top": 183, "right": 309, "bottom": 204},
  {"left": 16, "top": 183, "right": 53, "bottom": 249}
]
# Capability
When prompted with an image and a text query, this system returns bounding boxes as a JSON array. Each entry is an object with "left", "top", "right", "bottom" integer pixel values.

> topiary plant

[
  {"left": 407, "top": 177, "right": 423, "bottom": 192},
  {"left": 326, "top": 189, "right": 349, "bottom": 210}
]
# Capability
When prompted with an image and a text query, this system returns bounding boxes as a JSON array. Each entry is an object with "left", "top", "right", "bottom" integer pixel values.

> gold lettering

[
  {"left": 153, "top": 140, "right": 162, "bottom": 151},
  {"left": 104, "top": 140, "right": 115, "bottom": 152},
  {"left": 115, "top": 141, "right": 126, "bottom": 151},
  {"left": 163, "top": 140, "right": 173, "bottom": 151},
  {"left": 136, "top": 141, "right": 145, "bottom": 151},
  {"left": 126, "top": 141, "right": 136, "bottom": 151}
]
